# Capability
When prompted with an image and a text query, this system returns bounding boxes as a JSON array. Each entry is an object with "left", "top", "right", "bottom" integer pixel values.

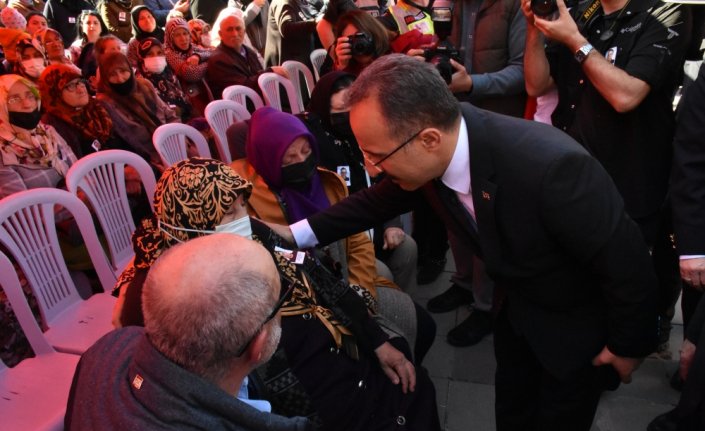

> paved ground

[{"left": 406, "top": 254, "right": 681, "bottom": 431}]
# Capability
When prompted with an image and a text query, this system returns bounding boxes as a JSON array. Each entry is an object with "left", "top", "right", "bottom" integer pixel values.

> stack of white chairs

[{"left": 282, "top": 60, "right": 315, "bottom": 104}]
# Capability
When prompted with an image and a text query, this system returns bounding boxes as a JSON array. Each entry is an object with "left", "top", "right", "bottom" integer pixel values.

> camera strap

[{"left": 577, "top": 0, "right": 602, "bottom": 33}]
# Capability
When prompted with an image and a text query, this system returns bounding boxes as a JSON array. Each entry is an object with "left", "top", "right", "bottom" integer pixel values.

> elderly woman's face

[
  {"left": 330, "top": 88, "right": 350, "bottom": 114},
  {"left": 6, "top": 81, "right": 39, "bottom": 113},
  {"left": 19, "top": 46, "right": 44, "bottom": 62},
  {"left": 106, "top": 64, "right": 132, "bottom": 84},
  {"left": 61, "top": 79, "right": 89, "bottom": 108},
  {"left": 172, "top": 27, "right": 191, "bottom": 51},
  {"left": 103, "top": 39, "right": 122, "bottom": 56},
  {"left": 281, "top": 137, "right": 312, "bottom": 167},
  {"left": 26, "top": 15, "right": 48, "bottom": 35},
  {"left": 43, "top": 31, "right": 65, "bottom": 59},
  {"left": 218, "top": 194, "right": 248, "bottom": 225}
]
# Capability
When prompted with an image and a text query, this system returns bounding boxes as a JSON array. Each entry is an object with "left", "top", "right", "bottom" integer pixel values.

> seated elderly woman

[
  {"left": 135, "top": 37, "right": 192, "bottom": 121},
  {"left": 164, "top": 17, "right": 213, "bottom": 117},
  {"left": 13, "top": 37, "right": 47, "bottom": 83},
  {"left": 32, "top": 28, "right": 73, "bottom": 66},
  {"left": 126, "top": 5, "right": 165, "bottom": 67},
  {"left": 231, "top": 107, "right": 435, "bottom": 363},
  {"left": 303, "top": 71, "right": 418, "bottom": 292},
  {"left": 0, "top": 74, "right": 76, "bottom": 198},
  {"left": 97, "top": 52, "right": 178, "bottom": 171},
  {"left": 39, "top": 64, "right": 136, "bottom": 158},
  {"left": 113, "top": 157, "right": 441, "bottom": 431}
]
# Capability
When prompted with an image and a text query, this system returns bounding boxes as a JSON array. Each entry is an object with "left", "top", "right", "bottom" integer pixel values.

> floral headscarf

[
  {"left": 128, "top": 158, "right": 252, "bottom": 271},
  {"left": 39, "top": 63, "right": 114, "bottom": 143},
  {"left": 164, "top": 17, "right": 191, "bottom": 54},
  {"left": 0, "top": 74, "right": 73, "bottom": 176}
]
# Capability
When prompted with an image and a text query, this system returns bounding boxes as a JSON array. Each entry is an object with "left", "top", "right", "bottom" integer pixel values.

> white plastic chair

[
  {"left": 282, "top": 60, "right": 315, "bottom": 103},
  {"left": 152, "top": 123, "right": 211, "bottom": 167},
  {"left": 66, "top": 150, "right": 157, "bottom": 277},
  {"left": 222, "top": 84, "right": 264, "bottom": 112},
  {"left": 0, "top": 252, "right": 81, "bottom": 431},
  {"left": 310, "top": 48, "right": 327, "bottom": 82},
  {"left": 257, "top": 72, "right": 302, "bottom": 114},
  {"left": 0, "top": 188, "right": 117, "bottom": 354},
  {"left": 205, "top": 100, "right": 251, "bottom": 163}
]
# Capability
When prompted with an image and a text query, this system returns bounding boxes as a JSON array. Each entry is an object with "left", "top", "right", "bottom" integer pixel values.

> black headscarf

[
  {"left": 307, "top": 71, "right": 356, "bottom": 129},
  {"left": 131, "top": 5, "right": 165, "bottom": 41}
]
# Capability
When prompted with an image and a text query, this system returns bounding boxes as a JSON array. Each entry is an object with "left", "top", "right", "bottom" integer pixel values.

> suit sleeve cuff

[
  {"left": 680, "top": 255, "right": 705, "bottom": 260},
  {"left": 291, "top": 219, "right": 319, "bottom": 248}
]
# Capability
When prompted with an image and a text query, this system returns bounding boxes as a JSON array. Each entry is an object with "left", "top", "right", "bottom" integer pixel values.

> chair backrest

[
  {"left": 0, "top": 252, "right": 54, "bottom": 355},
  {"left": 152, "top": 123, "right": 211, "bottom": 167},
  {"left": 257, "top": 73, "right": 302, "bottom": 114},
  {"left": 310, "top": 49, "right": 327, "bottom": 82},
  {"left": 205, "top": 100, "right": 251, "bottom": 163},
  {"left": 282, "top": 60, "right": 315, "bottom": 103},
  {"left": 65, "top": 150, "right": 157, "bottom": 277},
  {"left": 0, "top": 188, "right": 115, "bottom": 329},
  {"left": 222, "top": 85, "right": 264, "bottom": 112}
]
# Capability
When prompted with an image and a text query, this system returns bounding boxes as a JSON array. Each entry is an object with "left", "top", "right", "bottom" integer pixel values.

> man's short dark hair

[{"left": 347, "top": 54, "right": 460, "bottom": 138}]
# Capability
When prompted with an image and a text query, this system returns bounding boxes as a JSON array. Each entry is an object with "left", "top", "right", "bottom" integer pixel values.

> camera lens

[{"left": 531, "top": 0, "right": 557, "bottom": 16}]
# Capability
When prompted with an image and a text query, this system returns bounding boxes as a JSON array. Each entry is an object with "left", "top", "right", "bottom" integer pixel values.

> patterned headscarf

[
  {"left": 1, "top": 6, "right": 27, "bottom": 29},
  {"left": 164, "top": 17, "right": 191, "bottom": 53},
  {"left": 0, "top": 74, "right": 73, "bottom": 176},
  {"left": 38, "top": 64, "right": 114, "bottom": 143},
  {"left": 132, "top": 158, "right": 253, "bottom": 269}
]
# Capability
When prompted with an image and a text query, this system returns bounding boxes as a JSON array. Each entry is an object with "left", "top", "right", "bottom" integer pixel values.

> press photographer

[{"left": 523, "top": 0, "right": 691, "bottom": 399}]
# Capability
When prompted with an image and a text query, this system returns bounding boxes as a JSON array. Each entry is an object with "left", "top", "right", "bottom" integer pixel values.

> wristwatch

[{"left": 574, "top": 43, "right": 594, "bottom": 64}]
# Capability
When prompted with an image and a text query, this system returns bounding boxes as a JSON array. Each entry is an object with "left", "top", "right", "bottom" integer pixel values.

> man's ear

[
  {"left": 244, "top": 327, "right": 269, "bottom": 364},
  {"left": 418, "top": 128, "right": 443, "bottom": 152}
]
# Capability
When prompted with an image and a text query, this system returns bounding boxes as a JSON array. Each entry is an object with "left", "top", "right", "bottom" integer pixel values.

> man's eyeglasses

[
  {"left": 235, "top": 279, "right": 296, "bottom": 357},
  {"left": 63, "top": 79, "right": 87, "bottom": 93},
  {"left": 363, "top": 128, "right": 424, "bottom": 173}
]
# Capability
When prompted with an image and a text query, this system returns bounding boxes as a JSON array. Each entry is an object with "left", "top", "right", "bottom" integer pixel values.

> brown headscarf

[
  {"left": 97, "top": 52, "right": 163, "bottom": 134},
  {"left": 39, "top": 64, "right": 114, "bottom": 143}
]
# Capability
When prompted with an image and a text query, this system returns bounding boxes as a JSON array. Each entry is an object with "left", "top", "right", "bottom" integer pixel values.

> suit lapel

[{"left": 463, "top": 104, "right": 503, "bottom": 271}]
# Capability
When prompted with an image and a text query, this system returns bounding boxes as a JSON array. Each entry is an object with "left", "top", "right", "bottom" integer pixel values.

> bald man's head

[{"left": 142, "top": 234, "right": 280, "bottom": 383}]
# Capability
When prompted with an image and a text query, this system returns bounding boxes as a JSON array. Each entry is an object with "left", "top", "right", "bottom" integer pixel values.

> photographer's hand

[
  {"left": 334, "top": 36, "right": 352, "bottom": 70},
  {"left": 449, "top": 59, "right": 472, "bottom": 93},
  {"left": 532, "top": 0, "right": 587, "bottom": 52}
]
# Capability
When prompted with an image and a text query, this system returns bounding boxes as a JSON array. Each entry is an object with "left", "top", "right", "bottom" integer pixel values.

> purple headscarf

[{"left": 246, "top": 107, "right": 330, "bottom": 223}]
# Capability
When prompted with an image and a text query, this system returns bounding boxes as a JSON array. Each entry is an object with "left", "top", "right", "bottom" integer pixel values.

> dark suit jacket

[
  {"left": 671, "top": 65, "right": 705, "bottom": 256},
  {"left": 306, "top": 103, "right": 658, "bottom": 379}
]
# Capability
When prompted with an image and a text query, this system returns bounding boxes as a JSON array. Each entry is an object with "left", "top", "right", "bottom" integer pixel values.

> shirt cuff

[
  {"left": 291, "top": 219, "right": 319, "bottom": 248},
  {"left": 680, "top": 255, "right": 705, "bottom": 260}
]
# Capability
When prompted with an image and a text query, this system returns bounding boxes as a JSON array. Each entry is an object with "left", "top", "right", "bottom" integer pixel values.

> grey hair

[
  {"left": 142, "top": 245, "right": 275, "bottom": 383},
  {"left": 347, "top": 54, "right": 460, "bottom": 138}
]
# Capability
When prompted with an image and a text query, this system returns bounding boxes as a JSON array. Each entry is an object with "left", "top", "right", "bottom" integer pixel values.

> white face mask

[
  {"left": 201, "top": 34, "right": 212, "bottom": 47},
  {"left": 215, "top": 215, "right": 252, "bottom": 240},
  {"left": 143, "top": 56, "right": 167, "bottom": 74},
  {"left": 21, "top": 58, "right": 46, "bottom": 78},
  {"left": 158, "top": 214, "right": 252, "bottom": 242}
]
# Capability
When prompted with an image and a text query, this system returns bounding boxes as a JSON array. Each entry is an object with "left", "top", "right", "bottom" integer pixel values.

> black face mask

[
  {"left": 330, "top": 112, "right": 354, "bottom": 138},
  {"left": 108, "top": 74, "right": 135, "bottom": 94},
  {"left": 281, "top": 153, "right": 317, "bottom": 187},
  {"left": 9, "top": 108, "right": 42, "bottom": 130}
]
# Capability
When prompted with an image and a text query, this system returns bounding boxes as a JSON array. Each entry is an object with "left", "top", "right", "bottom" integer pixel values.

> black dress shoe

[
  {"left": 447, "top": 310, "right": 492, "bottom": 347},
  {"left": 647, "top": 409, "right": 679, "bottom": 431},
  {"left": 416, "top": 258, "right": 447, "bottom": 285},
  {"left": 426, "top": 284, "right": 474, "bottom": 313}
]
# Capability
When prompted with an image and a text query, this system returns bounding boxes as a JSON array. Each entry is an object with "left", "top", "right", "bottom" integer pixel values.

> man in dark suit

[{"left": 283, "top": 54, "right": 658, "bottom": 430}]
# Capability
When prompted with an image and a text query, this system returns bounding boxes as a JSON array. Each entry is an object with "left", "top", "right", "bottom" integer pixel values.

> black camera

[
  {"left": 531, "top": 0, "right": 557, "bottom": 17},
  {"left": 348, "top": 32, "right": 375, "bottom": 56},
  {"left": 423, "top": 43, "right": 461, "bottom": 84}
]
